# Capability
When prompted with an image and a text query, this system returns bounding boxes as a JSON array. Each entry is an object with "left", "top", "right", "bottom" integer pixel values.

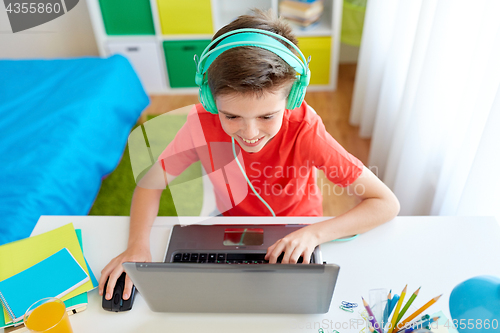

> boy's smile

[{"left": 216, "top": 89, "right": 287, "bottom": 153}]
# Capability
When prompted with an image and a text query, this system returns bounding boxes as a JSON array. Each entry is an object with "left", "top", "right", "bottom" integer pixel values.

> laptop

[{"left": 123, "top": 223, "right": 340, "bottom": 314}]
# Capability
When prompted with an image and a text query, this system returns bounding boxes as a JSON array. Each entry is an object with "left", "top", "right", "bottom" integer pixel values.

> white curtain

[{"left": 350, "top": 0, "right": 500, "bottom": 218}]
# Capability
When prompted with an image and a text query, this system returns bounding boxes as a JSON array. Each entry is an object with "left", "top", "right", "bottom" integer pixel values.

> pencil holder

[{"left": 369, "top": 288, "right": 388, "bottom": 327}]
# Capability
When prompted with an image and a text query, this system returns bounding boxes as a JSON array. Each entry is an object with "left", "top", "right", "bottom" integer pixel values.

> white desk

[{"left": 18, "top": 216, "right": 500, "bottom": 332}]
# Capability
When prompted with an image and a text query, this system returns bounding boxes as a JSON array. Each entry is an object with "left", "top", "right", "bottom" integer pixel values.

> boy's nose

[{"left": 241, "top": 122, "right": 259, "bottom": 139}]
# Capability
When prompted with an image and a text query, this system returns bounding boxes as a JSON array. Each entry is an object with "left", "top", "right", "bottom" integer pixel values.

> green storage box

[
  {"left": 163, "top": 40, "right": 211, "bottom": 88},
  {"left": 99, "top": 0, "right": 155, "bottom": 35},
  {"left": 341, "top": 0, "right": 367, "bottom": 46}
]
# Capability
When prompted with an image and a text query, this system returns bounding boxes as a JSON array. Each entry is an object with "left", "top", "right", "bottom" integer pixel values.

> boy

[{"left": 99, "top": 10, "right": 400, "bottom": 302}]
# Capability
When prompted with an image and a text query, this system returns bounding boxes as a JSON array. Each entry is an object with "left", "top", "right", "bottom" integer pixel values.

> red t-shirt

[{"left": 158, "top": 102, "right": 363, "bottom": 216}]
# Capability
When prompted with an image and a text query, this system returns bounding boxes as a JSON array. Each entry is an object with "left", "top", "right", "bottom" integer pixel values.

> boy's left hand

[{"left": 265, "top": 226, "right": 320, "bottom": 264}]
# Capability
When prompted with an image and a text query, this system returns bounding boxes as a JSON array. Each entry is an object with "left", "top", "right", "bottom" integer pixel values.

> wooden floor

[{"left": 142, "top": 64, "right": 370, "bottom": 216}]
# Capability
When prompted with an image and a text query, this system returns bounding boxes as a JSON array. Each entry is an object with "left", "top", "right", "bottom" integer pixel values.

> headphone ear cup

[
  {"left": 286, "top": 80, "right": 300, "bottom": 110},
  {"left": 286, "top": 71, "right": 310, "bottom": 109},
  {"left": 295, "top": 84, "right": 307, "bottom": 109},
  {"left": 199, "top": 81, "right": 218, "bottom": 114}
]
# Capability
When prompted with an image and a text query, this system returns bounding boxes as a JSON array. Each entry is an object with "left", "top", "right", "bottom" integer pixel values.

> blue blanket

[{"left": 0, "top": 55, "right": 149, "bottom": 245}]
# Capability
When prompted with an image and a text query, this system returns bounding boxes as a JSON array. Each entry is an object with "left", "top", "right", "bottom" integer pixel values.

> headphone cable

[
  {"left": 232, "top": 137, "right": 276, "bottom": 217},
  {"left": 231, "top": 137, "right": 359, "bottom": 242}
]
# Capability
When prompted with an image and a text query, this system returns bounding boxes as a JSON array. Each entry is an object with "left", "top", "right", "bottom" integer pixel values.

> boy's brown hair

[{"left": 207, "top": 9, "right": 299, "bottom": 99}]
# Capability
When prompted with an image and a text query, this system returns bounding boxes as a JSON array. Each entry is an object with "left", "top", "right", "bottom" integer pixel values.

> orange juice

[{"left": 25, "top": 300, "right": 73, "bottom": 333}]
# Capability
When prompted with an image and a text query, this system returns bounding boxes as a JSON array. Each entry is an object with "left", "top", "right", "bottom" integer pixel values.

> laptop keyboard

[{"left": 172, "top": 252, "right": 314, "bottom": 264}]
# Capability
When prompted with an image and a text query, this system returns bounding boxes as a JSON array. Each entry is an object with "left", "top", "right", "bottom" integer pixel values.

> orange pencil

[{"left": 395, "top": 295, "right": 442, "bottom": 331}]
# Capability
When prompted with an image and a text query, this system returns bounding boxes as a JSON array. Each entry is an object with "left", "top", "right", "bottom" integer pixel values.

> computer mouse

[{"left": 102, "top": 272, "right": 136, "bottom": 312}]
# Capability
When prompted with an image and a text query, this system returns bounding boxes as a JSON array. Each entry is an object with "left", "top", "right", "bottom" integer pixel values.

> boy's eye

[{"left": 223, "top": 115, "right": 273, "bottom": 120}]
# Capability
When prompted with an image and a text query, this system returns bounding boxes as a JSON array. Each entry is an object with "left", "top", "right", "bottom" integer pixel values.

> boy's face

[{"left": 216, "top": 89, "right": 287, "bottom": 153}]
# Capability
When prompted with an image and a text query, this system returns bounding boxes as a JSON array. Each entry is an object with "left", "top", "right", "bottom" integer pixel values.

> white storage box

[{"left": 106, "top": 41, "right": 165, "bottom": 93}]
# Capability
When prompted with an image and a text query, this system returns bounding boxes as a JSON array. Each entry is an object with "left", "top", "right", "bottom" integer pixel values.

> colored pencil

[
  {"left": 362, "top": 297, "right": 383, "bottom": 333},
  {"left": 369, "top": 324, "right": 375, "bottom": 333},
  {"left": 403, "top": 316, "right": 439, "bottom": 333},
  {"left": 388, "top": 294, "right": 400, "bottom": 315},
  {"left": 395, "top": 315, "right": 430, "bottom": 333},
  {"left": 396, "top": 287, "right": 421, "bottom": 324},
  {"left": 382, "top": 289, "right": 392, "bottom": 326},
  {"left": 396, "top": 295, "right": 442, "bottom": 331},
  {"left": 389, "top": 285, "right": 407, "bottom": 333}
]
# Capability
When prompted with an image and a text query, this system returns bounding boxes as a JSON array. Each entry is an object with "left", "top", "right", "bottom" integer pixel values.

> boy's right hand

[{"left": 98, "top": 245, "right": 151, "bottom": 301}]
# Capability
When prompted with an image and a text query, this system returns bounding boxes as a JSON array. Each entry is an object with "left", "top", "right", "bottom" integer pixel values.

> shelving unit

[{"left": 86, "top": 0, "right": 343, "bottom": 94}]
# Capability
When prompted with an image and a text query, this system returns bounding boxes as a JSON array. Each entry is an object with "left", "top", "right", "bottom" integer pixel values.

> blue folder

[{"left": 0, "top": 248, "right": 89, "bottom": 322}]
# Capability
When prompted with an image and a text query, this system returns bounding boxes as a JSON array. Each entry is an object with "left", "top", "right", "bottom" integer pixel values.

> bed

[{"left": 0, "top": 55, "right": 149, "bottom": 245}]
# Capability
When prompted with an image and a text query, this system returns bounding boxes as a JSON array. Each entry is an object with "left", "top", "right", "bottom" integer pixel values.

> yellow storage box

[
  {"left": 297, "top": 36, "right": 332, "bottom": 85},
  {"left": 157, "top": 0, "right": 213, "bottom": 35}
]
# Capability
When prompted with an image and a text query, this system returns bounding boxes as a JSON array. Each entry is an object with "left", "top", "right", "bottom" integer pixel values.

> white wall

[
  {"left": 0, "top": 1, "right": 98, "bottom": 59},
  {"left": 339, "top": 43, "right": 359, "bottom": 63}
]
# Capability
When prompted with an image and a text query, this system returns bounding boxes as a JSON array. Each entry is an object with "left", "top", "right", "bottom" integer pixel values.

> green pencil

[{"left": 396, "top": 287, "right": 421, "bottom": 324}]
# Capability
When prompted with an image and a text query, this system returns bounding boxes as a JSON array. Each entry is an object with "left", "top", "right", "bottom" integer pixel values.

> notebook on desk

[{"left": 123, "top": 223, "right": 340, "bottom": 314}]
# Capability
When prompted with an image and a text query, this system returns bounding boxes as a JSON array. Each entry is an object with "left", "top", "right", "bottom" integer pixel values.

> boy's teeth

[{"left": 243, "top": 138, "right": 259, "bottom": 143}]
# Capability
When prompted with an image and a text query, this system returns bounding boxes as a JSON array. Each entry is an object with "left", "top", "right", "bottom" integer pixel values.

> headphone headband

[
  {"left": 199, "top": 33, "right": 306, "bottom": 75},
  {"left": 197, "top": 28, "right": 308, "bottom": 74}
]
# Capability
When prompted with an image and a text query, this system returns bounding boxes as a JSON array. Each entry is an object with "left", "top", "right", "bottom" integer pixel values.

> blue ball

[{"left": 449, "top": 275, "right": 500, "bottom": 332}]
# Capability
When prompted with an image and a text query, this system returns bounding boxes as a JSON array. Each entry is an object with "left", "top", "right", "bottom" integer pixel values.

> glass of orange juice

[{"left": 23, "top": 297, "right": 73, "bottom": 333}]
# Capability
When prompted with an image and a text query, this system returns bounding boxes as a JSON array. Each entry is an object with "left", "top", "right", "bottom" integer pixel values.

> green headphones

[{"left": 194, "top": 28, "right": 311, "bottom": 114}]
